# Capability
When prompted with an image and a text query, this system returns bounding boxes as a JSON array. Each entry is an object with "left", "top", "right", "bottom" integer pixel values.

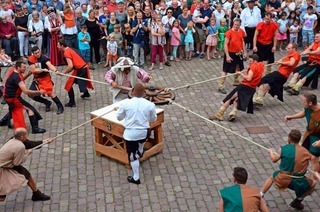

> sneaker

[
  {"left": 199, "top": 53, "right": 205, "bottom": 59},
  {"left": 218, "top": 88, "right": 227, "bottom": 94},
  {"left": 164, "top": 61, "right": 171, "bottom": 66},
  {"left": 45, "top": 101, "right": 52, "bottom": 112},
  {"left": 127, "top": 176, "right": 141, "bottom": 185},
  {"left": 65, "top": 102, "right": 76, "bottom": 107},
  {"left": 80, "top": 93, "right": 91, "bottom": 99},
  {"left": 193, "top": 52, "right": 199, "bottom": 58},
  {"left": 169, "top": 56, "right": 174, "bottom": 61},
  {"left": 289, "top": 199, "right": 304, "bottom": 210},
  {"left": 159, "top": 63, "right": 164, "bottom": 70},
  {"left": 32, "top": 190, "right": 50, "bottom": 201}
]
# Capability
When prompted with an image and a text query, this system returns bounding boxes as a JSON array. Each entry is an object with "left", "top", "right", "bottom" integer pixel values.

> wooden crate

[{"left": 90, "top": 102, "right": 164, "bottom": 168}]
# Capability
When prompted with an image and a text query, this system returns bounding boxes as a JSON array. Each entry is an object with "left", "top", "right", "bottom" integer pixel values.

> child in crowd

[
  {"left": 277, "top": 12, "right": 288, "bottom": 51},
  {"left": 107, "top": 34, "right": 118, "bottom": 67},
  {"left": 184, "top": 21, "right": 195, "bottom": 61},
  {"left": 77, "top": 25, "right": 91, "bottom": 65},
  {"left": 289, "top": 19, "right": 300, "bottom": 45},
  {"left": 171, "top": 20, "right": 181, "bottom": 62},
  {"left": 217, "top": 18, "right": 227, "bottom": 59},
  {"left": 123, "top": 23, "right": 133, "bottom": 58},
  {"left": 113, "top": 24, "right": 123, "bottom": 56},
  {"left": 0, "top": 49, "right": 13, "bottom": 67},
  {"left": 192, "top": 3, "right": 206, "bottom": 30},
  {"left": 302, "top": 6, "right": 317, "bottom": 49},
  {"left": 206, "top": 18, "right": 218, "bottom": 60}
]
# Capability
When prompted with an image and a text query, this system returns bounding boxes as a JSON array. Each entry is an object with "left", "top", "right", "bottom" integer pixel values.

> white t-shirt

[
  {"left": 290, "top": 25, "right": 299, "bottom": 38},
  {"left": 302, "top": 13, "right": 317, "bottom": 30},
  {"left": 0, "top": 9, "right": 14, "bottom": 22}
]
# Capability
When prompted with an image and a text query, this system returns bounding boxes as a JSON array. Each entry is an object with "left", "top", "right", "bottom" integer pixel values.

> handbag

[{"left": 29, "top": 36, "right": 37, "bottom": 45}]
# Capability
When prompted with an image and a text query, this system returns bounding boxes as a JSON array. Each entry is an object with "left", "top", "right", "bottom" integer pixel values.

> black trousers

[
  {"left": 244, "top": 27, "right": 256, "bottom": 49},
  {"left": 90, "top": 39, "right": 101, "bottom": 63}
]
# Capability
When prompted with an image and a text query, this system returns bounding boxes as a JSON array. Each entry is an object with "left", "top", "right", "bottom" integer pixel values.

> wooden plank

[
  {"left": 105, "top": 133, "right": 124, "bottom": 151},
  {"left": 140, "top": 143, "right": 163, "bottom": 162},
  {"left": 94, "top": 143, "right": 128, "bottom": 165}
]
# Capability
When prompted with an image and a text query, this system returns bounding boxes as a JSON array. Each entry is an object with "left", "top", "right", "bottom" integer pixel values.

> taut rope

[{"left": 0, "top": 107, "right": 118, "bottom": 168}]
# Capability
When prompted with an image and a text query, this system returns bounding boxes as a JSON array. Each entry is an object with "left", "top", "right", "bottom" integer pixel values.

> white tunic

[{"left": 117, "top": 97, "right": 157, "bottom": 141}]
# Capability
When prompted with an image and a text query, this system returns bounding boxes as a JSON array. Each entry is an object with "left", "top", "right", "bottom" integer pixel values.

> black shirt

[
  {"left": 5, "top": 71, "right": 22, "bottom": 98},
  {"left": 15, "top": 15, "right": 28, "bottom": 31},
  {"left": 85, "top": 19, "right": 101, "bottom": 41},
  {"left": 28, "top": 55, "right": 50, "bottom": 78}
]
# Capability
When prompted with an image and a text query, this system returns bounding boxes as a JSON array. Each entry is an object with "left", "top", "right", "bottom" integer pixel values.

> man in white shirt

[
  {"left": 117, "top": 83, "right": 157, "bottom": 185},
  {"left": 240, "top": 0, "right": 261, "bottom": 50}
]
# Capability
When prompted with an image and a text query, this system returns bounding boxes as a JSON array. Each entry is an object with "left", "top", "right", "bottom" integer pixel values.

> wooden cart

[{"left": 91, "top": 101, "right": 164, "bottom": 168}]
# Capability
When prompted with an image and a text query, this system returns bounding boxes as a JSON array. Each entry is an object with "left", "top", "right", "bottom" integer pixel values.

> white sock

[
  {"left": 130, "top": 160, "right": 140, "bottom": 181},
  {"left": 260, "top": 191, "right": 264, "bottom": 197}
]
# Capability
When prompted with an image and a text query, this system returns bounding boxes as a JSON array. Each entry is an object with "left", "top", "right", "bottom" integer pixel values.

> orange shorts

[{"left": 107, "top": 54, "right": 118, "bottom": 60}]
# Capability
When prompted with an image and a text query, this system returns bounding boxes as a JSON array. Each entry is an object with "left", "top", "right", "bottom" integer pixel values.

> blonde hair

[
  {"left": 127, "top": 6, "right": 136, "bottom": 19},
  {"left": 187, "top": 21, "right": 194, "bottom": 29},
  {"left": 124, "top": 23, "right": 131, "bottom": 29}
]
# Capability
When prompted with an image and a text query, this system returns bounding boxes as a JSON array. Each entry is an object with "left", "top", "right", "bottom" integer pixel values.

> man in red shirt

[
  {"left": 253, "top": 12, "right": 278, "bottom": 73},
  {"left": 218, "top": 18, "right": 247, "bottom": 94},
  {"left": 0, "top": 16, "right": 18, "bottom": 58},
  {"left": 210, "top": 54, "right": 264, "bottom": 122},
  {"left": 107, "top": 0, "right": 118, "bottom": 13},
  {"left": 286, "top": 33, "right": 320, "bottom": 95},
  {"left": 253, "top": 43, "right": 301, "bottom": 106},
  {"left": 57, "top": 39, "right": 94, "bottom": 107}
]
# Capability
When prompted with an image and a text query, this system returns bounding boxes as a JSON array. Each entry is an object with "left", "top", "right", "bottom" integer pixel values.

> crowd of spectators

[{"left": 0, "top": 0, "right": 320, "bottom": 70}]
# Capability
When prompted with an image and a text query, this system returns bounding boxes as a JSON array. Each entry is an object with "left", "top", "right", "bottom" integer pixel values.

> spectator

[
  {"left": 240, "top": 0, "right": 261, "bottom": 50},
  {"left": 78, "top": 24, "right": 91, "bottom": 64},
  {"left": 194, "top": 0, "right": 212, "bottom": 59},
  {"left": 58, "top": 4, "right": 78, "bottom": 49},
  {"left": 0, "top": 3, "right": 15, "bottom": 23},
  {"left": 229, "top": 0, "right": 242, "bottom": 28},
  {"left": 277, "top": 12, "right": 288, "bottom": 51},
  {"left": 15, "top": 7, "right": 29, "bottom": 60},
  {"left": 115, "top": 1, "right": 127, "bottom": 26},
  {"left": 131, "top": 11, "right": 148, "bottom": 67},
  {"left": 301, "top": 6, "right": 317, "bottom": 48},
  {"left": 107, "top": 34, "right": 118, "bottom": 67},
  {"left": 0, "top": 16, "right": 18, "bottom": 58},
  {"left": 107, "top": 0, "right": 118, "bottom": 13},
  {"left": 48, "top": 0, "right": 64, "bottom": 11},
  {"left": 75, "top": 7, "right": 87, "bottom": 33},
  {"left": 124, "top": 6, "right": 135, "bottom": 27},
  {"left": 171, "top": 20, "right": 180, "bottom": 62},
  {"left": 123, "top": 23, "right": 133, "bottom": 57},
  {"left": 162, "top": 8, "right": 175, "bottom": 60},
  {"left": 28, "top": 0, "right": 41, "bottom": 13},
  {"left": 150, "top": 14, "right": 166, "bottom": 70},
  {"left": 213, "top": 3, "right": 225, "bottom": 28},
  {"left": 298, "top": 0, "right": 314, "bottom": 22},
  {"left": 177, "top": 6, "right": 192, "bottom": 59},
  {"left": 113, "top": 24, "right": 123, "bottom": 56},
  {"left": 170, "top": 0, "right": 182, "bottom": 19},
  {"left": 281, "top": 0, "right": 296, "bottom": 18},
  {"left": 81, "top": 3, "right": 89, "bottom": 18},
  {"left": 184, "top": 21, "right": 195, "bottom": 61},
  {"left": 266, "top": 0, "right": 281, "bottom": 17},
  {"left": 85, "top": 9, "right": 101, "bottom": 67},
  {"left": 44, "top": 7, "right": 63, "bottom": 66},
  {"left": 142, "top": 0, "right": 153, "bottom": 12},
  {"left": 206, "top": 18, "right": 218, "bottom": 60},
  {"left": 28, "top": 11, "right": 44, "bottom": 51}
]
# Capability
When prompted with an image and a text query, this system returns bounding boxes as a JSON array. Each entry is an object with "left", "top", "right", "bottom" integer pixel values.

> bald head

[{"left": 14, "top": 128, "right": 28, "bottom": 140}]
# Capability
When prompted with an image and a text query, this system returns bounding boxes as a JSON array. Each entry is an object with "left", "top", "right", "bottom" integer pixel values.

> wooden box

[{"left": 90, "top": 101, "right": 164, "bottom": 168}]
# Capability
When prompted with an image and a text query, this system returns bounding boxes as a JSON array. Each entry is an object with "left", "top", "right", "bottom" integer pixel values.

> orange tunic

[
  {"left": 242, "top": 62, "right": 264, "bottom": 88},
  {"left": 63, "top": 48, "right": 94, "bottom": 92},
  {"left": 28, "top": 55, "right": 54, "bottom": 95},
  {"left": 308, "top": 42, "right": 320, "bottom": 64},
  {"left": 278, "top": 51, "right": 301, "bottom": 78},
  {"left": 225, "top": 29, "right": 245, "bottom": 53},
  {"left": 256, "top": 21, "right": 278, "bottom": 45}
]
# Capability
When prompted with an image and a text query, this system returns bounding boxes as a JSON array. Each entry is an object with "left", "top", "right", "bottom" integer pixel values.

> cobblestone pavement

[{"left": 1, "top": 51, "right": 320, "bottom": 212}]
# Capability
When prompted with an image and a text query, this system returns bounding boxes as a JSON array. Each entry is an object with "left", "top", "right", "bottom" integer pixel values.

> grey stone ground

[{"left": 0, "top": 51, "right": 320, "bottom": 211}]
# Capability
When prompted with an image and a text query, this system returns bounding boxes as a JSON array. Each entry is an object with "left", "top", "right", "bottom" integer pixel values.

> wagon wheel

[{"left": 128, "top": 86, "right": 175, "bottom": 105}]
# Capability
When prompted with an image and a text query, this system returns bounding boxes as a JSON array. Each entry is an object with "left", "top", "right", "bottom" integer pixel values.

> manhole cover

[{"left": 246, "top": 126, "right": 272, "bottom": 134}]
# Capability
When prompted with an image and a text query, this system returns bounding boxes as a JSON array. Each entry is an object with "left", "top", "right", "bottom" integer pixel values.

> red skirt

[{"left": 49, "top": 34, "right": 64, "bottom": 66}]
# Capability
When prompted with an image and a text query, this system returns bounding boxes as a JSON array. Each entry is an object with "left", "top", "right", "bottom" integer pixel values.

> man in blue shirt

[
  {"left": 193, "top": 0, "right": 212, "bottom": 59},
  {"left": 131, "top": 12, "right": 148, "bottom": 67},
  {"left": 47, "top": 0, "right": 64, "bottom": 11}
]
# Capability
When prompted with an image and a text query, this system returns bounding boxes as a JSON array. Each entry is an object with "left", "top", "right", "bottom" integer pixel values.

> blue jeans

[
  {"left": 302, "top": 29, "right": 314, "bottom": 46},
  {"left": 2, "top": 37, "right": 18, "bottom": 56}
]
